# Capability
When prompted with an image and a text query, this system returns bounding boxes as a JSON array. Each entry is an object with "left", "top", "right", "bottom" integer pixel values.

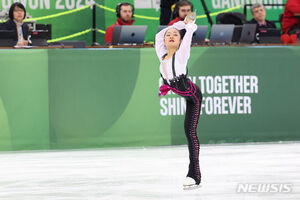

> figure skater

[{"left": 155, "top": 13, "right": 202, "bottom": 190}]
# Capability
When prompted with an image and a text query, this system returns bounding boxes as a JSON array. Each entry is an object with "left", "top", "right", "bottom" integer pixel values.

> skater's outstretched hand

[{"left": 184, "top": 11, "right": 197, "bottom": 24}]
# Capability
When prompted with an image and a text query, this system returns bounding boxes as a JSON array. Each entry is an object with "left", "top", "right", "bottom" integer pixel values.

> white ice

[{"left": 0, "top": 142, "right": 299, "bottom": 200}]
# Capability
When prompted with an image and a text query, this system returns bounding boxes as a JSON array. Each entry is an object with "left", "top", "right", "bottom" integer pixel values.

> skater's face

[{"left": 164, "top": 28, "right": 181, "bottom": 49}]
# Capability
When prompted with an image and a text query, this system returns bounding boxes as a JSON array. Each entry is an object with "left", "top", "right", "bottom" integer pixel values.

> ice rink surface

[{"left": 0, "top": 142, "right": 299, "bottom": 200}]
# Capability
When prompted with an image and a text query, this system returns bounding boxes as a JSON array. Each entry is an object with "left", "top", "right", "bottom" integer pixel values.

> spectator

[
  {"left": 247, "top": 3, "right": 276, "bottom": 43},
  {"left": 281, "top": 0, "right": 300, "bottom": 44},
  {"left": 168, "top": 0, "right": 193, "bottom": 26},
  {"left": 0, "top": 2, "right": 29, "bottom": 46},
  {"left": 248, "top": 4, "right": 276, "bottom": 31},
  {"left": 105, "top": 2, "right": 134, "bottom": 44}
]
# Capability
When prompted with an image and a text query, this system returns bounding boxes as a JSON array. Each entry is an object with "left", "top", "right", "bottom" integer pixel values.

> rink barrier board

[{"left": 0, "top": 46, "right": 300, "bottom": 151}]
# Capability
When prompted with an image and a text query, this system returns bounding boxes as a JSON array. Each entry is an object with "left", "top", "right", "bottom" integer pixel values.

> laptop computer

[
  {"left": 209, "top": 24, "right": 235, "bottom": 44},
  {"left": 239, "top": 24, "right": 257, "bottom": 43},
  {"left": 112, "top": 25, "right": 147, "bottom": 45},
  {"left": 31, "top": 39, "right": 48, "bottom": 46},
  {"left": 192, "top": 25, "right": 208, "bottom": 45},
  {"left": 111, "top": 26, "right": 122, "bottom": 44},
  {"left": 0, "top": 30, "right": 16, "bottom": 47},
  {"left": 29, "top": 30, "right": 48, "bottom": 46},
  {"left": 232, "top": 25, "right": 243, "bottom": 43},
  {"left": 258, "top": 28, "right": 282, "bottom": 44}
]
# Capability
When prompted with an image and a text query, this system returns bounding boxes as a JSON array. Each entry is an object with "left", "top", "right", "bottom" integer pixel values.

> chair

[{"left": 216, "top": 12, "right": 246, "bottom": 25}]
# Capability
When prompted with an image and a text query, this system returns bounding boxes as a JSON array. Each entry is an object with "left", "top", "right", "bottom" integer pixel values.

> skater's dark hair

[{"left": 179, "top": 29, "right": 186, "bottom": 39}]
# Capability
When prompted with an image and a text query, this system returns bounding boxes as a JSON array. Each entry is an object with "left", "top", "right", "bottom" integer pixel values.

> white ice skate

[{"left": 183, "top": 177, "right": 201, "bottom": 190}]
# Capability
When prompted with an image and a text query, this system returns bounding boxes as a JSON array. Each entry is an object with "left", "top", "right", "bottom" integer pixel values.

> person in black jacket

[
  {"left": 0, "top": 2, "right": 29, "bottom": 46},
  {"left": 247, "top": 3, "right": 276, "bottom": 42},
  {"left": 248, "top": 3, "right": 276, "bottom": 30}
]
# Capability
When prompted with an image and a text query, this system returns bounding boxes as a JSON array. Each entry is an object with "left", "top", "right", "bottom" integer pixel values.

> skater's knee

[{"left": 184, "top": 123, "right": 191, "bottom": 134}]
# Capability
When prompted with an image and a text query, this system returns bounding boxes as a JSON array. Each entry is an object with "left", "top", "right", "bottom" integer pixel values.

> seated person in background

[
  {"left": 281, "top": 0, "right": 300, "bottom": 44},
  {"left": 168, "top": 0, "right": 193, "bottom": 26},
  {"left": 247, "top": 3, "right": 276, "bottom": 43},
  {"left": 248, "top": 3, "right": 276, "bottom": 30},
  {"left": 105, "top": 2, "right": 134, "bottom": 44},
  {"left": 0, "top": 2, "right": 29, "bottom": 46}
]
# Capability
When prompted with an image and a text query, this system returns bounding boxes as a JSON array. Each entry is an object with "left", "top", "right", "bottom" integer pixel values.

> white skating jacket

[{"left": 155, "top": 21, "right": 197, "bottom": 82}]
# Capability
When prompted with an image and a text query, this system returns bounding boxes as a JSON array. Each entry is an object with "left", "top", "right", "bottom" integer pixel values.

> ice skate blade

[{"left": 183, "top": 184, "right": 201, "bottom": 190}]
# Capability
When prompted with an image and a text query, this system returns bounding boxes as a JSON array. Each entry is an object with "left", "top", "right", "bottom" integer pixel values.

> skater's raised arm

[{"left": 177, "top": 23, "right": 197, "bottom": 62}]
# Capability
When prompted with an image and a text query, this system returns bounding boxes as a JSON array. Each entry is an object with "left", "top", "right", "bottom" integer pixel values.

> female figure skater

[{"left": 155, "top": 14, "right": 202, "bottom": 189}]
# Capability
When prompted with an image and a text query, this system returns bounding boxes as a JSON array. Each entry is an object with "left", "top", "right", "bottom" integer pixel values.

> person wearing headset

[
  {"left": 0, "top": 2, "right": 29, "bottom": 46},
  {"left": 104, "top": 2, "right": 135, "bottom": 44},
  {"left": 168, "top": 0, "right": 193, "bottom": 26}
]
